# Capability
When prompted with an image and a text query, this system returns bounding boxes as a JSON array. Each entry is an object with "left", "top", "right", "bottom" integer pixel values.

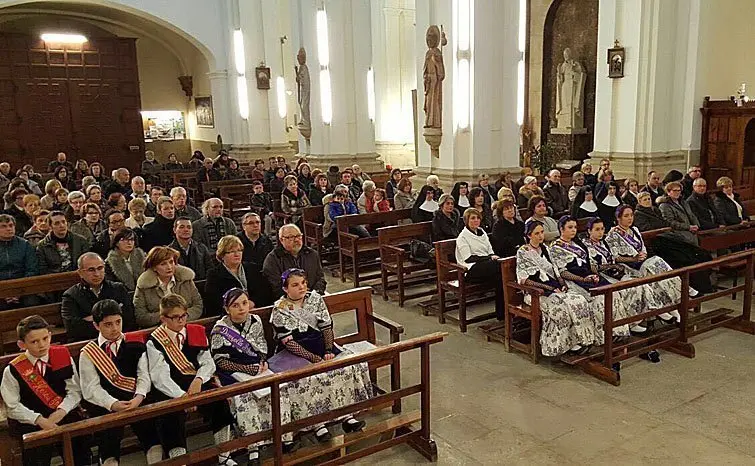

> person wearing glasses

[
  {"left": 61, "top": 252, "right": 135, "bottom": 342},
  {"left": 237, "top": 212, "right": 273, "bottom": 271},
  {"left": 205, "top": 235, "right": 273, "bottom": 317},
  {"left": 262, "top": 224, "right": 326, "bottom": 299},
  {"left": 93, "top": 209, "right": 127, "bottom": 258},
  {"left": 105, "top": 228, "right": 145, "bottom": 292},
  {"left": 681, "top": 165, "right": 702, "bottom": 198}
]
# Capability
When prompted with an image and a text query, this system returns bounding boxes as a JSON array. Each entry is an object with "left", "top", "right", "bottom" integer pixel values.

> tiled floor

[{"left": 123, "top": 274, "right": 755, "bottom": 465}]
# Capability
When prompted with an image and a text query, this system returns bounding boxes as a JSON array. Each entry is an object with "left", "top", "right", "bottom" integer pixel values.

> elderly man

[
  {"left": 141, "top": 150, "right": 161, "bottom": 184},
  {"left": 104, "top": 167, "right": 131, "bottom": 198},
  {"left": 237, "top": 212, "right": 273, "bottom": 271},
  {"left": 141, "top": 196, "right": 176, "bottom": 251},
  {"left": 262, "top": 224, "right": 326, "bottom": 298},
  {"left": 687, "top": 178, "right": 723, "bottom": 231},
  {"left": 196, "top": 157, "right": 222, "bottom": 189},
  {"left": 48, "top": 151, "right": 74, "bottom": 173},
  {"left": 61, "top": 252, "right": 134, "bottom": 342},
  {"left": 92, "top": 209, "right": 126, "bottom": 258},
  {"left": 0, "top": 162, "right": 11, "bottom": 191},
  {"left": 351, "top": 164, "right": 371, "bottom": 184},
  {"left": 192, "top": 198, "right": 237, "bottom": 251},
  {"left": 542, "top": 169, "right": 569, "bottom": 213},
  {"left": 170, "top": 186, "right": 201, "bottom": 221},
  {"left": 130, "top": 176, "right": 149, "bottom": 203},
  {"left": 641, "top": 170, "right": 663, "bottom": 204},
  {"left": 169, "top": 217, "right": 214, "bottom": 280},
  {"left": 36, "top": 211, "right": 90, "bottom": 275},
  {"left": 682, "top": 165, "right": 702, "bottom": 198}
]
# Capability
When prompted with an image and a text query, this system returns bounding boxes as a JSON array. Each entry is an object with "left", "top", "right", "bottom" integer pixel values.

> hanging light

[
  {"left": 276, "top": 76, "right": 287, "bottom": 119},
  {"left": 41, "top": 33, "right": 87, "bottom": 44},
  {"left": 367, "top": 68, "right": 376, "bottom": 121}
]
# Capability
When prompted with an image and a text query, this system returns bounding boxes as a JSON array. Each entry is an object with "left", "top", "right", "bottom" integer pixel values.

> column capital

[{"left": 208, "top": 70, "right": 229, "bottom": 80}]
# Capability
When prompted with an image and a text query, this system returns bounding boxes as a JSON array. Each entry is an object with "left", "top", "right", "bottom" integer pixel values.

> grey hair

[
  {"left": 201, "top": 197, "right": 223, "bottom": 215},
  {"left": 170, "top": 186, "right": 186, "bottom": 197},
  {"left": 426, "top": 175, "right": 439, "bottom": 185},
  {"left": 131, "top": 176, "right": 145, "bottom": 184},
  {"left": 333, "top": 184, "right": 349, "bottom": 195},
  {"left": 548, "top": 169, "right": 561, "bottom": 177},
  {"left": 362, "top": 180, "right": 376, "bottom": 192},
  {"left": 693, "top": 178, "right": 707, "bottom": 186},
  {"left": 278, "top": 223, "right": 302, "bottom": 238},
  {"left": 241, "top": 212, "right": 261, "bottom": 223},
  {"left": 77, "top": 252, "right": 103, "bottom": 269},
  {"left": 67, "top": 191, "right": 85, "bottom": 202}
]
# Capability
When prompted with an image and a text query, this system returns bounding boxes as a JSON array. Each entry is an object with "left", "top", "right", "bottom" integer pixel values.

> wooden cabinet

[{"left": 0, "top": 34, "right": 144, "bottom": 173}]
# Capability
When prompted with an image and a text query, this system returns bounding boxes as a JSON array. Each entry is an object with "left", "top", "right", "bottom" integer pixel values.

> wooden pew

[
  {"left": 335, "top": 210, "right": 412, "bottom": 287},
  {"left": 6, "top": 288, "right": 438, "bottom": 466},
  {"left": 431, "top": 239, "right": 498, "bottom": 333},
  {"left": 0, "top": 272, "right": 79, "bottom": 300},
  {"left": 302, "top": 205, "right": 338, "bottom": 265},
  {"left": 377, "top": 222, "right": 437, "bottom": 306},
  {"left": 368, "top": 172, "right": 390, "bottom": 189},
  {"left": 200, "top": 179, "right": 251, "bottom": 200},
  {"left": 696, "top": 223, "right": 755, "bottom": 299}
]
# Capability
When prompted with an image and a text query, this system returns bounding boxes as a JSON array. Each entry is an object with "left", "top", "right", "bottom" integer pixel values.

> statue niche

[{"left": 553, "top": 47, "right": 586, "bottom": 133}]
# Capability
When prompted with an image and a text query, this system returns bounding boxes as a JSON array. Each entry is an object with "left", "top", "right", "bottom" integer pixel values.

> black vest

[
  {"left": 148, "top": 335, "right": 203, "bottom": 390},
  {"left": 9, "top": 361, "right": 72, "bottom": 418},
  {"left": 95, "top": 341, "right": 146, "bottom": 401}
]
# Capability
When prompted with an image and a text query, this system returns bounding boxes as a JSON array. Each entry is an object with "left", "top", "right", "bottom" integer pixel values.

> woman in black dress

[{"left": 490, "top": 200, "right": 525, "bottom": 257}]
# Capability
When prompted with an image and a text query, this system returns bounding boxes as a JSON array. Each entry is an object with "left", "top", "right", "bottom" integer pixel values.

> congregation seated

[
  {"left": 713, "top": 176, "right": 749, "bottom": 225},
  {"left": 224, "top": 158, "right": 247, "bottom": 180},
  {"left": 105, "top": 228, "right": 146, "bottom": 292},
  {"left": 40, "top": 180, "right": 61, "bottom": 211},
  {"left": 542, "top": 169, "right": 569, "bottom": 214},
  {"left": 125, "top": 197, "right": 154, "bottom": 230},
  {"left": 357, "top": 180, "right": 376, "bottom": 214},
  {"left": 270, "top": 167, "right": 287, "bottom": 193},
  {"left": 163, "top": 152, "right": 184, "bottom": 171},
  {"left": 490, "top": 200, "right": 525, "bottom": 257},
  {"left": 93, "top": 209, "right": 126, "bottom": 258},
  {"left": 328, "top": 189, "right": 369, "bottom": 238},
  {"left": 385, "top": 168, "right": 402, "bottom": 200},
  {"left": 36, "top": 211, "right": 90, "bottom": 275},
  {"left": 393, "top": 178, "right": 416, "bottom": 223},
  {"left": 351, "top": 164, "right": 371, "bottom": 185},
  {"left": 455, "top": 208, "right": 504, "bottom": 318},
  {"left": 524, "top": 196, "right": 558, "bottom": 243},
  {"left": 63, "top": 191, "right": 85, "bottom": 224},
  {"left": 516, "top": 175, "right": 543, "bottom": 209},
  {"left": 468, "top": 187, "right": 494, "bottom": 232},
  {"left": 281, "top": 175, "right": 310, "bottom": 226},
  {"left": 69, "top": 202, "right": 105, "bottom": 245},
  {"left": 106, "top": 193, "right": 128, "bottom": 216},
  {"left": 596, "top": 181, "right": 620, "bottom": 228},
  {"left": 657, "top": 181, "right": 701, "bottom": 245},
  {"left": 373, "top": 188, "right": 391, "bottom": 212},
  {"left": 596, "top": 158, "right": 615, "bottom": 183},
  {"left": 188, "top": 150, "right": 206, "bottom": 170},
  {"left": 196, "top": 158, "right": 222, "bottom": 187},
  {"left": 192, "top": 198, "right": 238, "bottom": 252},
  {"left": 85, "top": 184, "right": 107, "bottom": 213},
  {"left": 426, "top": 175, "right": 443, "bottom": 199},
  {"left": 133, "top": 246, "right": 203, "bottom": 328},
  {"left": 205, "top": 235, "right": 273, "bottom": 317},
  {"left": 141, "top": 196, "right": 176, "bottom": 251},
  {"left": 140, "top": 151, "right": 162, "bottom": 185},
  {"left": 145, "top": 186, "right": 163, "bottom": 218},
  {"left": 0, "top": 214, "right": 38, "bottom": 288},
  {"left": 169, "top": 217, "right": 214, "bottom": 281},
  {"left": 593, "top": 169, "right": 614, "bottom": 200},
  {"left": 237, "top": 212, "right": 274, "bottom": 270},
  {"left": 103, "top": 168, "right": 132, "bottom": 198},
  {"left": 24, "top": 209, "right": 50, "bottom": 247},
  {"left": 686, "top": 178, "right": 723, "bottom": 230},
  {"left": 570, "top": 186, "right": 598, "bottom": 219},
  {"left": 493, "top": 171, "right": 515, "bottom": 194},
  {"left": 340, "top": 170, "right": 363, "bottom": 203},
  {"left": 89, "top": 161, "right": 107, "bottom": 185},
  {"left": 432, "top": 194, "right": 462, "bottom": 242},
  {"left": 450, "top": 181, "right": 471, "bottom": 216},
  {"left": 52, "top": 166, "right": 76, "bottom": 192},
  {"left": 62, "top": 252, "right": 135, "bottom": 342},
  {"left": 411, "top": 185, "right": 439, "bottom": 223},
  {"left": 308, "top": 173, "right": 331, "bottom": 206},
  {"left": 682, "top": 165, "right": 702, "bottom": 198},
  {"left": 5, "top": 188, "right": 32, "bottom": 235},
  {"left": 262, "top": 224, "right": 326, "bottom": 300},
  {"left": 513, "top": 167, "right": 533, "bottom": 194},
  {"left": 171, "top": 186, "right": 201, "bottom": 221},
  {"left": 250, "top": 181, "right": 275, "bottom": 235},
  {"left": 47, "top": 151, "right": 74, "bottom": 173}
]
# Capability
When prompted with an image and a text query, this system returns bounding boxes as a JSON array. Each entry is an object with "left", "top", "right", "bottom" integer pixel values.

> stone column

[
  {"left": 414, "top": 0, "right": 521, "bottom": 190},
  {"left": 290, "top": 0, "right": 383, "bottom": 172},
  {"left": 590, "top": 0, "right": 701, "bottom": 179}
]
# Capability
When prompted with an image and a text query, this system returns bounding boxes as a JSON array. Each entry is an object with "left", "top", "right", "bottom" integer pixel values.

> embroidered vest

[
  {"left": 148, "top": 324, "right": 205, "bottom": 390},
  {"left": 8, "top": 346, "right": 72, "bottom": 418},
  {"left": 89, "top": 333, "right": 146, "bottom": 401}
]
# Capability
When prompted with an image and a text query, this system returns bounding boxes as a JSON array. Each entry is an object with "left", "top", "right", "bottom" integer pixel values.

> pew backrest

[
  {"left": 335, "top": 209, "right": 412, "bottom": 232},
  {"left": 377, "top": 221, "right": 433, "bottom": 249},
  {"left": 0, "top": 272, "right": 79, "bottom": 300}
]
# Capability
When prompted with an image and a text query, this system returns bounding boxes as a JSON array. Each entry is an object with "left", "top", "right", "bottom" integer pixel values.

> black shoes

[
  {"left": 342, "top": 418, "right": 366, "bottom": 433},
  {"left": 315, "top": 428, "right": 332, "bottom": 443},
  {"left": 639, "top": 350, "right": 661, "bottom": 363}
]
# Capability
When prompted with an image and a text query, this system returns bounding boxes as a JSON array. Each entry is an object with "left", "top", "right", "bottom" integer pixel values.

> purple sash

[
  {"left": 622, "top": 228, "right": 644, "bottom": 252},
  {"left": 211, "top": 325, "right": 255, "bottom": 356},
  {"left": 555, "top": 239, "right": 587, "bottom": 259},
  {"left": 590, "top": 240, "right": 613, "bottom": 262}
]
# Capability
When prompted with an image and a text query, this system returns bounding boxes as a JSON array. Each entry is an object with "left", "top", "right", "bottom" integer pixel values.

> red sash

[
  {"left": 81, "top": 341, "right": 137, "bottom": 393},
  {"left": 9, "top": 348, "right": 67, "bottom": 410},
  {"left": 151, "top": 326, "right": 197, "bottom": 376}
]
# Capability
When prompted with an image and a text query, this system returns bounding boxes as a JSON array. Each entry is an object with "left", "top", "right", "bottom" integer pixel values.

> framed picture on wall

[
  {"left": 607, "top": 46, "right": 625, "bottom": 79},
  {"left": 256, "top": 66, "right": 271, "bottom": 89},
  {"left": 195, "top": 96, "right": 214, "bottom": 128}
]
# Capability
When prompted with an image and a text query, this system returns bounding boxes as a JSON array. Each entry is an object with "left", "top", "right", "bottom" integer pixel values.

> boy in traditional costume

[
  {"left": 1, "top": 315, "right": 91, "bottom": 465},
  {"left": 78, "top": 299, "right": 164, "bottom": 465},
  {"left": 146, "top": 294, "right": 236, "bottom": 464}
]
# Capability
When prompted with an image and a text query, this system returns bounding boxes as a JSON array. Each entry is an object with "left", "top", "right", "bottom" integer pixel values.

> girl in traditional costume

[
  {"left": 515, "top": 221, "right": 601, "bottom": 356},
  {"left": 270, "top": 269, "right": 372, "bottom": 442}
]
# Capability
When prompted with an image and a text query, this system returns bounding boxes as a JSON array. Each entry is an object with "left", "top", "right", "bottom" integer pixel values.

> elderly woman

[
  {"left": 597, "top": 181, "right": 621, "bottom": 228},
  {"left": 525, "top": 195, "right": 558, "bottom": 243},
  {"left": 570, "top": 186, "right": 598, "bottom": 219},
  {"left": 517, "top": 175, "right": 544, "bottom": 209},
  {"left": 357, "top": 180, "right": 377, "bottom": 214},
  {"left": 133, "top": 246, "right": 203, "bottom": 328},
  {"left": 223, "top": 158, "right": 247, "bottom": 180},
  {"left": 713, "top": 176, "right": 749, "bottom": 225},
  {"left": 64, "top": 190, "right": 86, "bottom": 223},
  {"left": 53, "top": 165, "right": 76, "bottom": 191},
  {"left": 125, "top": 197, "right": 154, "bottom": 229},
  {"left": 425, "top": 174, "right": 443, "bottom": 199},
  {"left": 270, "top": 269, "right": 372, "bottom": 442},
  {"left": 205, "top": 235, "right": 273, "bottom": 317},
  {"left": 516, "top": 221, "right": 601, "bottom": 356},
  {"left": 456, "top": 208, "right": 504, "bottom": 318},
  {"left": 490, "top": 200, "right": 525, "bottom": 258},
  {"left": 85, "top": 184, "right": 107, "bottom": 211},
  {"left": 385, "top": 168, "right": 403, "bottom": 200},
  {"left": 568, "top": 172, "right": 585, "bottom": 203},
  {"left": 657, "top": 181, "right": 701, "bottom": 245},
  {"left": 105, "top": 228, "right": 146, "bottom": 291},
  {"left": 469, "top": 187, "right": 494, "bottom": 233},
  {"left": 432, "top": 194, "right": 462, "bottom": 241},
  {"left": 70, "top": 202, "right": 106, "bottom": 244},
  {"left": 40, "top": 179, "right": 62, "bottom": 210},
  {"left": 280, "top": 174, "right": 310, "bottom": 226}
]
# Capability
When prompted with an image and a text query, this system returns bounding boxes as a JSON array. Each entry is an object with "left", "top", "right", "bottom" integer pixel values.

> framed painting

[{"left": 195, "top": 96, "right": 214, "bottom": 128}]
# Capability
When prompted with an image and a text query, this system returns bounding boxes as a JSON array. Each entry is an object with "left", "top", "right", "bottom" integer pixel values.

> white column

[
  {"left": 208, "top": 70, "right": 234, "bottom": 143},
  {"left": 291, "top": 0, "right": 382, "bottom": 171},
  {"left": 591, "top": 0, "right": 700, "bottom": 179}
]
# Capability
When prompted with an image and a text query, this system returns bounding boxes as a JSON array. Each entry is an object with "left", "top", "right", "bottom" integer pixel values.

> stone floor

[{"left": 122, "top": 274, "right": 755, "bottom": 465}]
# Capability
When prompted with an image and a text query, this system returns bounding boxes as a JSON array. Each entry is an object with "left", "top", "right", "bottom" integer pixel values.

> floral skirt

[
  {"left": 526, "top": 291, "right": 601, "bottom": 357},
  {"left": 229, "top": 371, "right": 294, "bottom": 447},
  {"left": 624, "top": 256, "right": 686, "bottom": 310}
]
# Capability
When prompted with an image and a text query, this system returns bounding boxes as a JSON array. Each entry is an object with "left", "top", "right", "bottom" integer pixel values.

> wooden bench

[
  {"left": 431, "top": 239, "right": 498, "bottom": 333},
  {"left": 200, "top": 179, "right": 247, "bottom": 200},
  {"left": 336, "top": 210, "right": 412, "bottom": 287},
  {"left": 6, "top": 288, "right": 446, "bottom": 466},
  {"left": 302, "top": 206, "right": 339, "bottom": 265},
  {"left": 368, "top": 172, "right": 390, "bottom": 189},
  {"left": 378, "top": 222, "right": 437, "bottom": 306},
  {"left": 0, "top": 272, "right": 79, "bottom": 301},
  {"left": 696, "top": 223, "right": 755, "bottom": 299}
]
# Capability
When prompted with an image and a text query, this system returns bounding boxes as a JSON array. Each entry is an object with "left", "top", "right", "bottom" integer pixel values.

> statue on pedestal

[
  {"left": 423, "top": 25, "right": 447, "bottom": 158},
  {"left": 555, "top": 48, "right": 586, "bottom": 131},
  {"left": 295, "top": 47, "right": 311, "bottom": 140}
]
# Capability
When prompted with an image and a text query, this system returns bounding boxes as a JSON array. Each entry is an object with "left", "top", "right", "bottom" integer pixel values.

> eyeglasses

[
  {"left": 282, "top": 234, "right": 303, "bottom": 240},
  {"left": 165, "top": 313, "right": 188, "bottom": 322},
  {"left": 243, "top": 221, "right": 261, "bottom": 225},
  {"left": 84, "top": 265, "right": 105, "bottom": 273}
]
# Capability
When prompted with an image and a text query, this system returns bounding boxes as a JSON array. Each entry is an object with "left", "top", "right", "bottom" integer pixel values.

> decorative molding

[
  {"left": 588, "top": 150, "right": 689, "bottom": 180},
  {"left": 304, "top": 152, "right": 384, "bottom": 173},
  {"left": 229, "top": 143, "right": 295, "bottom": 162}
]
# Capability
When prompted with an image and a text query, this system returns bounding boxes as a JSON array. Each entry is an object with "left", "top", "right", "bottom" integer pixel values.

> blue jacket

[
  {"left": 0, "top": 236, "right": 39, "bottom": 280},
  {"left": 328, "top": 200, "right": 358, "bottom": 221}
]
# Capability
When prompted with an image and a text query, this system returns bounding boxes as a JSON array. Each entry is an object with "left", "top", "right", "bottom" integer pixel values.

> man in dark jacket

[
  {"left": 542, "top": 169, "right": 569, "bottom": 214},
  {"left": 141, "top": 197, "right": 176, "bottom": 251},
  {"left": 36, "top": 211, "right": 90, "bottom": 275},
  {"left": 4, "top": 188, "right": 32, "bottom": 236},
  {"left": 92, "top": 209, "right": 126, "bottom": 258},
  {"left": 196, "top": 158, "right": 222, "bottom": 191},
  {"left": 640, "top": 171, "right": 663, "bottom": 205},
  {"left": 103, "top": 168, "right": 132, "bottom": 198},
  {"left": 168, "top": 217, "right": 214, "bottom": 280},
  {"left": 681, "top": 166, "right": 702, "bottom": 199},
  {"left": 686, "top": 178, "right": 722, "bottom": 231},
  {"left": 237, "top": 212, "right": 273, "bottom": 271},
  {"left": 0, "top": 214, "right": 38, "bottom": 280},
  {"left": 170, "top": 187, "right": 201, "bottom": 221},
  {"left": 47, "top": 151, "right": 74, "bottom": 173},
  {"left": 262, "top": 224, "right": 326, "bottom": 298},
  {"left": 61, "top": 252, "right": 135, "bottom": 342}
]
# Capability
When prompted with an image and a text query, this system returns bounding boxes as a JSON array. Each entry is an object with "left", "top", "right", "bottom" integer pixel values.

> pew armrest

[
  {"left": 369, "top": 313, "right": 404, "bottom": 343},
  {"left": 508, "top": 281, "right": 544, "bottom": 296}
]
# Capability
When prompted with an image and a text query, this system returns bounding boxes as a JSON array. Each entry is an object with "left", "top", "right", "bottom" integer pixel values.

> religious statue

[
  {"left": 295, "top": 47, "right": 311, "bottom": 140},
  {"left": 422, "top": 25, "right": 447, "bottom": 158},
  {"left": 555, "top": 48, "right": 586, "bottom": 131},
  {"left": 736, "top": 82, "right": 749, "bottom": 107}
]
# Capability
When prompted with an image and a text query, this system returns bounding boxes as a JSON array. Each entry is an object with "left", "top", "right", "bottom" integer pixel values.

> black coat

[
  {"left": 308, "top": 187, "right": 329, "bottom": 206},
  {"left": 490, "top": 218, "right": 525, "bottom": 258},
  {"left": 5, "top": 205, "right": 31, "bottom": 237},
  {"left": 168, "top": 239, "right": 215, "bottom": 281},
  {"left": 633, "top": 206, "right": 668, "bottom": 232},
  {"left": 262, "top": 245, "right": 327, "bottom": 299},
  {"left": 621, "top": 191, "right": 638, "bottom": 209},
  {"left": 687, "top": 192, "right": 721, "bottom": 230},
  {"left": 237, "top": 232, "right": 274, "bottom": 271},
  {"left": 204, "top": 261, "right": 273, "bottom": 317},
  {"left": 196, "top": 167, "right": 222, "bottom": 185},
  {"left": 713, "top": 191, "right": 749, "bottom": 225},
  {"left": 432, "top": 210, "right": 462, "bottom": 242},
  {"left": 61, "top": 280, "right": 135, "bottom": 342},
  {"left": 141, "top": 215, "right": 175, "bottom": 251}
]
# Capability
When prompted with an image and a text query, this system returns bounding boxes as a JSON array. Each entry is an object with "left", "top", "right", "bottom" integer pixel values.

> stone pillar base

[
  {"left": 304, "top": 152, "right": 385, "bottom": 174},
  {"left": 588, "top": 150, "right": 695, "bottom": 180},
  {"left": 376, "top": 141, "right": 416, "bottom": 170},
  {"left": 414, "top": 166, "right": 523, "bottom": 193},
  {"left": 547, "top": 131, "right": 591, "bottom": 160},
  {"left": 229, "top": 143, "right": 296, "bottom": 163}
]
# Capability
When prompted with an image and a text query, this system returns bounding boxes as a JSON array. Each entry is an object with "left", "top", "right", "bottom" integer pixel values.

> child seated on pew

[
  {"left": 250, "top": 180, "right": 275, "bottom": 236},
  {"left": 78, "top": 300, "right": 164, "bottom": 465},
  {"left": 1, "top": 315, "right": 92, "bottom": 466},
  {"left": 146, "top": 294, "right": 237, "bottom": 464},
  {"left": 328, "top": 190, "right": 370, "bottom": 238},
  {"left": 373, "top": 188, "right": 391, "bottom": 212}
]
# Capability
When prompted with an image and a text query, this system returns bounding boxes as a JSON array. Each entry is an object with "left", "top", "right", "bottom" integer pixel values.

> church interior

[{"left": 1, "top": 0, "right": 755, "bottom": 465}]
